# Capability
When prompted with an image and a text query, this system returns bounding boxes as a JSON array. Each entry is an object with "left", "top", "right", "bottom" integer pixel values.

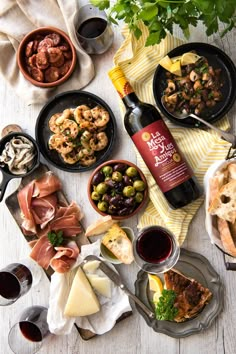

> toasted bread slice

[
  {"left": 85, "top": 216, "right": 116, "bottom": 237},
  {"left": 164, "top": 269, "right": 212, "bottom": 322},
  {"left": 208, "top": 180, "right": 236, "bottom": 223},
  {"left": 227, "top": 163, "right": 236, "bottom": 181},
  {"left": 102, "top": 224, "right": 134, "bottom": 264},
  {"left": 209, "top": 169, "right": 228, "bottom": 203}
]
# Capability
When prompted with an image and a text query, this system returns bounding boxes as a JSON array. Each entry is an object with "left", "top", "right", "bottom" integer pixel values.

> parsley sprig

[
  {"left": 155, "top": 289, "right": 178, "bottom": 321},
  {"left": 91, "top": 0, "right": 236, "bottom": 46},
  {"left": 48, "top": 230, "right": 64, "bottom": 247}
]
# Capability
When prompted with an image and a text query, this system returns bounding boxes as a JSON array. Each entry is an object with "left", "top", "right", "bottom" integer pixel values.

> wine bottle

[{"left": 108, "top": 66, "right": 202, "bottom": 209}]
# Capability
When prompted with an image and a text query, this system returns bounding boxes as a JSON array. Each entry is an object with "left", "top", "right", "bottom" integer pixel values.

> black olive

[
  {"left": 105, "top": 179, "right": 116, "bottom": 188},
  {"left": 110, "top": 195, "right": 125, "bottom": 208},
  {"left": 92, "top": 171, "right": 104, "bottom": 186},
  {"left": 123, "top": 175, "right": 133, "bottom": 186},
  {"left": 124, "top": 197, "right": 136, "bottom": 207},
  {"left": 113, "top": 163, "right": 127, "bottom": 172}
]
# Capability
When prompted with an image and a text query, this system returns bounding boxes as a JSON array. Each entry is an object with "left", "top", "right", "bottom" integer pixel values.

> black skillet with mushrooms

[{"left": 162, "top": 56, "right": 224, "bottom": 116}]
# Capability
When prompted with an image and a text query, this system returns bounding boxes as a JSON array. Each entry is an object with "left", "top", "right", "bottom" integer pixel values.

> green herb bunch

[
  {"left": 48, "top": 230, "right": 64, "bottom": 247},
  {"left": 91, "top": 0, "right": 236, "bottom": 46},
  {"left": 155, "top": 289, "right": 178, "bottom": 321}
]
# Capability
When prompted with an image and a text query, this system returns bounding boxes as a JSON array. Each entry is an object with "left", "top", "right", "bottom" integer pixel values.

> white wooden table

[{"left": 0, "top": 9, "right": 236, "bottom": 354}]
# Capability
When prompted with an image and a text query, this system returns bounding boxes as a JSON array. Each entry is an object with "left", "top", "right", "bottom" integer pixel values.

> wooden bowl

[
  {"left": 17, "top": 26, "right": 77, "bottom": 88},
  {"left": 87, "top": 159, "right": 149, "bottom": 220}
]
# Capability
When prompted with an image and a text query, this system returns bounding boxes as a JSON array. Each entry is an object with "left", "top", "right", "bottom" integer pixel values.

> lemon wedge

[
  {"left": 181, "top": 52, "right": 201, "bottom": 66},
  {"left": 159, "top": 55, "right": 173, "bottom": 71},
  {"left": 148, "top": 274, "right": 163, "bottom": 292},
  {"left": 170, "top": 60, "right": 182, "bottom": 76}
]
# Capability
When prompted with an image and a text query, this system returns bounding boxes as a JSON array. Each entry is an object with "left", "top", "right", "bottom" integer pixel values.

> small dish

[
  {"left": 100, "top": 226, "right": 134, "bottom": 264},
  {"left": 17, "top": 26, "right": 76, "bottom": 88},
  {"left": 87, "top": 159, "right": 148, "bottom": 220},
  {"left": 35, "top": 90, "right": 117, "bottom": 172},
  {"left": 0, "top": 132, "right": 40, "bottom": 202},
  {"left": 135, "top": 248, "right": 223, "bottom": 338},
  {"left": 153, "top": 42, "right": 236, "bottom": 127}
]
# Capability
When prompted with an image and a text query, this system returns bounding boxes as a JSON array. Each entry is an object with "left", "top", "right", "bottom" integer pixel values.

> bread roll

[
  {"left": 208, "top": 180, "right": 236, "bottom": 223},
  {"left": 217, "top": 218, "right": 236, "bottom": 257}
]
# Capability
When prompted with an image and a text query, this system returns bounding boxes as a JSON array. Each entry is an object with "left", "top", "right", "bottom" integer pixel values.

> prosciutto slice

[
  {"left": 50, "top": 241, "right": 80, "bottom": 273},
  {"left": 31, "top": 193, "right": 58, "bottom": 229},
  {"left": 33, "top": 171, "right": 62, "bottom": 197},
  {"left": 18, "top": 181, "right": 36, "bottom": 234},
  {"left": 17, "top": 172, "right": 61, "bottom": 234},
  {"left": 30, "top": 236, "right": 56, "bottom": 269}
]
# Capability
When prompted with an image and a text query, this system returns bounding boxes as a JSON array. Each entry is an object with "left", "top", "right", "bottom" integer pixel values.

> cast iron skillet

[
  {"left": 153, "top": 42, "right": 236, "bottom": 128},
  {"left": 0, "top": 132, "right": 40, "bottom": 202},
  {"left": 35, "top": 90, "right": 117, "bottom": 173}
]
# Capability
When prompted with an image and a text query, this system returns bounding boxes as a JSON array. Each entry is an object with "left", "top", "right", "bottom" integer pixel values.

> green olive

[
  {"left": 133, "top": 180, "right": 146, "bottom": 192},
  {"left": 112, "top": 171, "right": 123, "bottom": 182},
  {"left": 102, "top": 165, "right": 113, "bottom": 176},
  {"left": 91, "top": 191, "right": 101, "bottom": 201},
  {"left": 97, "top": 200, "right": 108, "bottom": 212},
  {"left": 123, "top": 185, "right": 136, "bottom": 197},
  {"left": 96, "top": 182, "right": 108, "bottom": 194},
  {"left": 135, "top": 192, "right": 144, "bottom": 203},
  {"left": 126, "top": 166, "right": 138, "bottom": 178}
]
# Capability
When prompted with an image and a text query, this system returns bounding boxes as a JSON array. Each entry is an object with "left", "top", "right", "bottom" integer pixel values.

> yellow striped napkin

[{"left": 113, "top": 23, "right": 231, "bottom": 245}]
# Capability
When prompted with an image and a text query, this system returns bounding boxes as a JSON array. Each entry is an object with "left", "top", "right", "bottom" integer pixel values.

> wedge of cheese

[
  {"left": 83, "top": 260, "right": 100, "bottom": 273},
  {"left": 64, "top": 267, "right": 100, "bottom": 317},
  {"left": 86, "top": 274, "right": 112, "bottom": 298}
]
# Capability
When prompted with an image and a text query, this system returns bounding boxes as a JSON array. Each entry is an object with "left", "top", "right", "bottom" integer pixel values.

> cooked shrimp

[
  {"left": 89, "top": 132, "right": 108, "bottom": 151},
  {"left": 74, "top": 105, "right": 90, "bottom": 124},
  {"left": 49, "top": 113, "right": 62, "bottom": 133},
  {"left": 80, "top": 130, "right": 92, "bottom": 148},
  {"left": 78, "top": 148, "right": 94, "bottom": 160},
  {"left": 55, "top": 108, "right": 74, "bottom": 125},
  {"left": 49, "top": 134, "right": 73, "bottom": 154},
  {"left": 91, "top": 106, "right": 110, "bottom": 127},
  {"left": 79, "top": 121, "right": 96, "bottom": 132},
  {"left": 79, "top": 155, "right": 96, "bottom": 166},
  {"left": 61, "top": 151, "right": 79, "bottom": 164},
  {"left": 59, "top": 119, "right": 79, "bottom": 139}
]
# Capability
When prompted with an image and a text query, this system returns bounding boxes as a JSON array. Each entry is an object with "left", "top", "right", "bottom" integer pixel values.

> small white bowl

[{"left": 100, "top": 226, "right": 134, "bottom": 264}]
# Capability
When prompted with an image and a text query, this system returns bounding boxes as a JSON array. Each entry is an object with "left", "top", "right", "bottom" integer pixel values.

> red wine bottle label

[{"left": 131, "top": 120, "right": 193, "bottom": 192}]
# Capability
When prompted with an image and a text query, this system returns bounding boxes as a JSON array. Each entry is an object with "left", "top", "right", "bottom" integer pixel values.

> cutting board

[{"left": 5, "top": 163, "right": 132, "bottom": 340}]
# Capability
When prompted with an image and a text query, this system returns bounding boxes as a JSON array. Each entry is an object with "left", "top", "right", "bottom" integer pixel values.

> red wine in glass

[
  {"left": 0, "top": 263, "right": 32, "bottom": 306},
  {"left": 134, "top": 226, "right": 180, "bottom": 273},
  {"left": 8, "top": 306, "right": 49, "bottom": 354}
]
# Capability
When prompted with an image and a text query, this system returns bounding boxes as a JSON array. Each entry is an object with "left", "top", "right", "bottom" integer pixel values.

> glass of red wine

[
  {"left": 133, "top": 226, "right": 180, "bottom": 274},
  {"left": 74, "top": 3, "right": 114, "bottom": 54},
  {"left": 8, "top": 306, "right": 49, "bottom": 354},
  {"left": 0, "top": 258, "right": 42, "bottom": 306}
]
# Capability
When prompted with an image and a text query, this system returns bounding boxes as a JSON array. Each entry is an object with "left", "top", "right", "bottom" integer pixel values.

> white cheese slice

[
  {"left": 64, "top": 267, "right": 100, "bottom": 317},
  {"left": 83, "top": 260, "right": 101, "bottom": 273},
  {"left": 86, "top": 274, "right": 112, "bottom": 298}
]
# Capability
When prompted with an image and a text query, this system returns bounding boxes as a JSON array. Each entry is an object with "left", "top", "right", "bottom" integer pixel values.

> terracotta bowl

[
  {"left": 17, "top": 26, "right": 77, "bottom": 88},
  {"left": 87, "top": 159, "right": 149, "bottom": 220}
]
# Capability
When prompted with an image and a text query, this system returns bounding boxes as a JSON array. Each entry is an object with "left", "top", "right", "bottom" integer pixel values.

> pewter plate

[{"left": 134, "top": 248, "right": 223, "bottom": 338}]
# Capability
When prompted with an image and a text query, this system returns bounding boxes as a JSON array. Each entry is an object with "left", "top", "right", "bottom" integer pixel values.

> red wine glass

[
  {"left": 133, "top": 226, "right": 180, "bottom": 273},
  {"left": 8, "top": 306, "right": 50, "bottom": 354},
  {"left": 74, "top": 4, "right": 114, "bottom": 54},
  {"left": 0, "top": 258, "right": 42, "bottom": 306}
]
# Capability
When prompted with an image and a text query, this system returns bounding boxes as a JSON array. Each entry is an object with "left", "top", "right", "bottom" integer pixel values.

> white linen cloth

[
  {"left": 47, "top": 240, "right": 132, "bottom": 335},
  {"left": 0, "top": 0, "right": 94, "bottom": 105}
]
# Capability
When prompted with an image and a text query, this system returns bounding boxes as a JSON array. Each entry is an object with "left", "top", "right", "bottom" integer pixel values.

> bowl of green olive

[{"left": 87, "top": 159, "right": 148, "bottom": 220}]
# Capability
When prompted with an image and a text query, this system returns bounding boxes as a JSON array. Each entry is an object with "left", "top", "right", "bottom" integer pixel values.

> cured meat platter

[{"left": 5, "top": 163, "right": 132, "bottom": 340}]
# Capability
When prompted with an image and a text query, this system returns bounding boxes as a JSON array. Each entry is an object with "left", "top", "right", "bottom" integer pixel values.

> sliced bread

[
  {"left": 85, "top": 216, "right": 116, "bottom": 237},
  {"left": 102, "top": 223, "right": 134, "bottom": 264},
  {"left": 208, "top": 180, "right": 236, "bottom": 223}
]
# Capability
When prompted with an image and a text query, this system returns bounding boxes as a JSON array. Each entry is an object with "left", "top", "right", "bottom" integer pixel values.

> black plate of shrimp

[
  {"left": 35, "top": 90, "right": 117, "bottom": 172},
  {"left": 153, "top": 43, "right": 236, "bottom": 127}
]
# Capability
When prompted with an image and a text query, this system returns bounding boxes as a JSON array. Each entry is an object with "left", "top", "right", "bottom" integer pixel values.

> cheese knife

[{"left": 84, "top": 255, "right": 155, "bottom": 319}]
